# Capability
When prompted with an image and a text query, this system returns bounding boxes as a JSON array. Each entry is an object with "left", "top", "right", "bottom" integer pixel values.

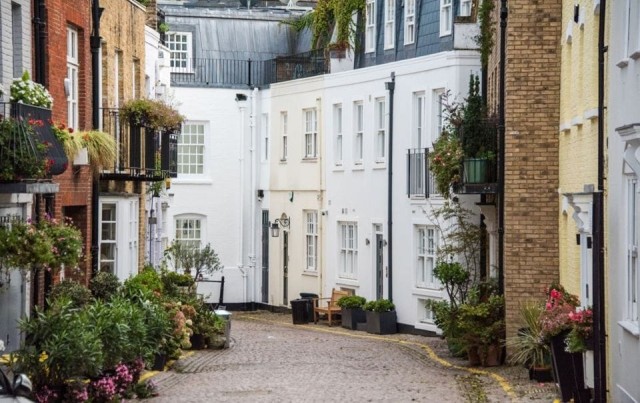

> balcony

[
  {"left": 457, "top": 118, "right": 498, "bottom": 195},
  {"left": 170, "top": 49, "right": 329, "bottom": 88},
  {"left": 407, "top": 148, "right": 436, "bottom": 198},
  {"left": 0, "top": 102, "right": 67, "bottom": 193},
  {"left": 100, "top": 108, "right": 177, "bottom": 182}
]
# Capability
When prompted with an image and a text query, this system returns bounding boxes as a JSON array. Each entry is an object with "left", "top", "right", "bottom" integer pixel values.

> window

[
  {"left": 304, "top": 109, "right": 318, "bottom": 158},
  {"left": 262, "top": 113, "right": 269, "bottom": 161},
  {"left": 413, "top": 92, "right": 426, "bottom": 149},
  {"left": 114, "top": 50, "right": 122, "bottom": 107},
  {"left": 440, "top": 0, "right": 453, "bottom": 36},
  {"left": 100, "top": 204, "right": 117, "bottom": 274},
  {"left": 627, "top": 178, "right": 639, "bottom": 323},
  {"left": 305, "top": 211, "right": 318, "bottom": 271},
  {"left": 11, "top": 3, "right": 24, "bottom": 77},
  {"left": 178, "top": 122, "right": 205, "bottom": 175},
  {"left": 416, "top": 226, "right": 438, "bottom": 288},
  {"left": 418, "top": 299, "right": 435, "bottom": 324},
  {"left": 67, "top": 26, "right": 79, "bottom": 129},
  {"left": 167, "top": 32, "right": 192, "bottom": 72},
  {"left": 404, "top": 0, "right": 416, "bottom": 45},
  {"left": 460, "top": 0, "right": 472, "bottom": 17},
  {"left": 334, "top": 104, "right": 343, "bottom": 165},
  {"left": 128, "top": 200, "right": 139, "bottom": 278},
  {"left": 281, "top": 112, "right": 288, "bottom": 161},
  {"left": 384, "top": 0, "right": 395, "bottom": 49},
  {"left": 132, "top": 59, "right": 141, "bottom": 99},
  {"left": 366, "top": 0, "right": 376, "bottom": 53},
  {"left": 175, "top": 218, "right": 202, "bottom": 250},
  {"left": 433, "top": 89, "right": 445, "bottom": 139},
  {"left": 375, "top": 98, "right": 386, "bottom": 161},
  {"left": 354, "top": 102, "right": 364, "bottom": 163},
  {"left": 339, "top": 222, "right": 358, "bottom": 279}
]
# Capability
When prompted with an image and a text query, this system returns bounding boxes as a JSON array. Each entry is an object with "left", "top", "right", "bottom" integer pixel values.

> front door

[
  {"left": 261, "top": 211, "right": 269, "bottom": 303},
  {"left": 283, "top": 231, "right": 289, "bottom": 305},
  {"left": 376, "top": 234, "right": 384, "bottom": 299}
]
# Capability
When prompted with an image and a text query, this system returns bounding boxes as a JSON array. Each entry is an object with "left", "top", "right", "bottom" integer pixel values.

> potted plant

[
  {"left": 505, "top": 302, "right": 553, "bottom": 382},
  {"left": 337, "top": 295, "right": 367, "bottom": 330},
  {"left": 457, "top": 290, "right": 505, "bottom": 367},
  {"left": 363, "top": 299, "right": 396, "bottom": 335}
]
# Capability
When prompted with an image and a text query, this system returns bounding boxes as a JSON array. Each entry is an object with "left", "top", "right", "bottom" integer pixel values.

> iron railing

[
  {"left": 100, "top": 108, "right": 177, "bottom": 182},
  {"left": 407, "top": 148, "right": 432, "bottom": 198},
  {"left": 170, "top": 49, "right": 329, "bottom": 87}
]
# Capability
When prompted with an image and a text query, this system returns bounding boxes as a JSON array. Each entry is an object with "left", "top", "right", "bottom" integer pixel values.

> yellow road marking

[{"left": 242, "top": 315, "right": 518, "bottom": 400}]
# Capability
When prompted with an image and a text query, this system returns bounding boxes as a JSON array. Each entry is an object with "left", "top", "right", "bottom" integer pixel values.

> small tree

[{"left": 164, "top": 241, "right": 223, "bottom": 280}]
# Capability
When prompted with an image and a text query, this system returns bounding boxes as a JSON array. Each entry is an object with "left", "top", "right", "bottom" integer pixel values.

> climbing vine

[{"left": 476, "top": 0, "right": 495, "bottom": 69}]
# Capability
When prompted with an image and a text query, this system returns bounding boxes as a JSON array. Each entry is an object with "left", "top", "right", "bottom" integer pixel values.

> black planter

[
  {"left": 190, "top": 333, "right": 206, "bottom": 350},
  {"left": 152, "top": 353, "right": 167, "bottom": 371},
  {"left": 550, "top": 331, "right": 589, "bottom": 402},
  {"left": 365, "top": 310, "right": 397, "bottom": 335},
  {"left": 341, "top": 308, "right": 366, "bottom": 330},
  {"left": 529, "top": 366, "right": 554, "bottom": 383}
]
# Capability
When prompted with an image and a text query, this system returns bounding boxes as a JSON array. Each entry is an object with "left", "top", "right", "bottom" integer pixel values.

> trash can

[
  {"left": 214, "top": 309, "right": 232, "bottom": 348},
  {"left": 299, "top": 293, "right": 319, "bottom": 323},
  {"left": 291, "top": 299, "right": 309, "bottom": 324}
]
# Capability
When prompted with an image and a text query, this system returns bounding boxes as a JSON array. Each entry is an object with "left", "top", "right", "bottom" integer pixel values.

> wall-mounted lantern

[{"left": 271, "top": 213, "right": 290, "bottom": 237}]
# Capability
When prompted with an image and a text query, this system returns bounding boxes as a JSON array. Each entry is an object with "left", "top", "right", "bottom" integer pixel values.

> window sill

[
  {"left": 618, "top": 320, "right": 640, "bottom": 337},
  {"left": 333, "top": 166, "right": 345, "bottom": 172},
  {"left": 372, "top": 162, "right": 386, "bottom": 170},
  {"left": 301, "top": 157, "right": 318, "bottom": 163},
  {"left": 336, "top": 277, "right": 359, "bottom": 287},
  {"left": 411, "top": 288, "right": 442, "bottom": 298},
  {"left": 352, "top": 162, "right": 364, "bottom": 171},
  {"left": 302, "top": 270, "right": 318, "bottom": 277},
  {"left": 617, "top": 58, "right": 630, "bottom": 68},
  {"left": 172, "top": 178, "right": 212, "bottom": 185},
  {"left": 439, "top": 32, "right": 452, "bottom": 38},
  {"left": 280, "top": 158, "right": 287, "bottom": 164}
]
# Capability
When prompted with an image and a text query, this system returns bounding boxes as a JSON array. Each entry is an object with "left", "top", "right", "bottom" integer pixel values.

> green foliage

[
  {"left": 457, "top": 294, "right": 505, "bottom": 353},
  {"left": 429, "top": 134, "right": 463, "bottom": 198},
  {"left": 476, "top": 0, "right": 495, "bottom": 69},
  {"left": 164, "top": 241, "right": 223, "bottom": 279},
  {"left": 337, "top": 295, "right": 366, "bottom": 309},
  {"left": 0, "top": 118, "right": 49, "bottom": 181},
  {"left": 49, "top": 280, "right": 93, "bottom": 309},
  {"left": 0, "top": 219, "right": 53, "bottom": 271},
  {"left": 40, "top": 216, "right": 84, "bottom": 271},
  {"left": 434, "top": 262, "right": 471, "bottom": 310},
  {"left": 90, "top": 271, "right": 121, "bottom": 301},
  {"left": 121, "top": 266, "right": 164, "bottom": 302},
  {"left": 363, "top": 299, "right": 395, "bottom": 312},
  {"left": 158, "top": 22, "right": 169, "bottom": 33},
  {"left": 426, "top": 299, "right": 465, "bottom": 357},
  {"left": 505, "top": 301, "right": 550, "bottom": 368},
  {"left": 121, "top": 98, "right": 184, "bottom": 133},
  {"left": 460, "top": 75, "right": 497, "bottom": 160}
]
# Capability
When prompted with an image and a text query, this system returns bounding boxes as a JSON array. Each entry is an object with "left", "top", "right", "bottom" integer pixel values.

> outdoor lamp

[{"left": 271, "top": 213, "right": 290, "bottom": 237}]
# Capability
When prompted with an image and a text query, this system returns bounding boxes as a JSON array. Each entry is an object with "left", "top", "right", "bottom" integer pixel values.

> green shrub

[
  {"left": 49, "top": 280, "right": 93, "bottom": 308},
  {"left": 363, "top": 299, "right": 395, "bottom": 313},
  {"left": 90, "top": 271, "right": 120, "bottom": 301},
  {"left": 337, "top": 295, "right": 366, "bottom": 309},
  {"left": 121, "top": 267, "right": 163, "bottom": 302}
]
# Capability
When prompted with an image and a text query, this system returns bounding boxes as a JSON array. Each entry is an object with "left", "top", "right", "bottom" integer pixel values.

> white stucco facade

[
  {"left": 323, "top": 51, "right": 482, "bottom": 332},
  {"left": 607, "top": 2, "right": 640, "bottom": 400}
]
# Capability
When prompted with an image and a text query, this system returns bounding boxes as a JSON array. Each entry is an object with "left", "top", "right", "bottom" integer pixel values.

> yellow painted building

[{"left": 558, "top": 0, "right": 600, "bottom": 303}]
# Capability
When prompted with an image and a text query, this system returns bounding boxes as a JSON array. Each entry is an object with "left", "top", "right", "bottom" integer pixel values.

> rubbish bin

[
  {"left": 291, "top": 299, "right": 309, "bottom": 324},
  {"left": 299, "top": 293, "right": 319, "bottom": 323},
  {"left": 214, "top": 309, "right": 232, "bottom": 348}
]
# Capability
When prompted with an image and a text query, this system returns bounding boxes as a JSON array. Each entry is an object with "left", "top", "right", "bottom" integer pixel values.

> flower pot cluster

[
  {"left": 336, "top": 296, "right": 397, "bottom": 335},
  {"left": 8, "top": 267, "right": 228, "bottom": 402}
]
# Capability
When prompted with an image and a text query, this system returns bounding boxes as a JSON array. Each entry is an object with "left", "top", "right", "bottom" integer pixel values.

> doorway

[{"left": 283, "top": 231, "right": 289, "bottom": 305}]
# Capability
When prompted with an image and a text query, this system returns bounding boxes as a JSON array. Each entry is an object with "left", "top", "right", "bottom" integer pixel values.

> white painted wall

[
  {"left": 607, "top": 2, "right": 640, "bottom": 400},
  {"left": 167, "top": 86, "right": 267, "bottom": 306},
  {"left": 323, "top": 51, "right": 481, "bottom": 332}
]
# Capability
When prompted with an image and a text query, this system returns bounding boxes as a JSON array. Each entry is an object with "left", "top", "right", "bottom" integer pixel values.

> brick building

[{"left": 486, "top": 0, "right": 563, "bottom": 339}]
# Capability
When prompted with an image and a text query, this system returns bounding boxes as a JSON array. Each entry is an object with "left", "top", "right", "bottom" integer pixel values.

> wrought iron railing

[
  {"left": 170, "top": 49, "right": 329, "bottom": 87},
  {"left": 100, "top": 108, "right": 177, "bottom": 182},
  {"left": 407, "top": 148, "right": 432, "bottom": 198}
]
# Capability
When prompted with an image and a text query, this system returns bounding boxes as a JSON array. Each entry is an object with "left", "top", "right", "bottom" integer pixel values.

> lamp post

[{"left": 270, "top": 213, "right": 290, "bottom": 237}]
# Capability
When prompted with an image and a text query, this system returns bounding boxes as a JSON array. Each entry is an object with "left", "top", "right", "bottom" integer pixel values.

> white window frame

[
  {"left": 178, "top": 122, "right": 205, "bottom": 175},
  {"left": 175, "top": 217, "right": 202, "bottom": 251},
  {"left": 334, "top": 104, "right": 343, "bottom": 165},
  {"left": 404, "top": 0, "right": 416, "bottom": 45},
  {"left": 413, "top": 92, "right": 426, "bottom": 149},
  {"left": 128, "top": 200, "right": 139, "bottom": 278},
  {"left": 460, "top": 0, "right": 472, "bottom": 17},
  {"left": 262, "top": 113, "right": 269, "bottom": 162},
  {"left": 305, "top": 211, "right": 318, "bottom": 271},
  {"left": 67, "top": 26, "right": 79, "bottom": 129},
  {"left": 304, "top": 108, "right": 318, "bottom": 158},
  {"left": 384, "top": 0, "right": 395, "bottom": 49},
  {"left": 416, "top": 226, "right": 438, "bottom": 288},
  {"left": 374, "top": 97, "right": 386, "bottom": 162},
  {"left": 338, "top": 222, "right": 358, "bottom": 279},
  {"left": 99, "top": 203, "right": 117, "bottom": 274},
  {"left": 354, "top": 102, "right": 364, "bottom": 164},
  {"left": 440, "top": 0, "right": 453, "bottom": 37},
  {"left": 99, "top": 197, "right": 140, "bottom": 281},
  {"left": 366, "top": 0, "right": 376, "bottom": 53},
  {"left": 167, "top": 32, "right": 193, "bottom": 72},
  {"left": 627, "top": 177, "right": 639, "bottom": 324},
  {"left": 432, "top": 89, "right": 445, "bottom": 140},
  {"left": 281, "top": 112, "right": 288, "bottom": 161}
]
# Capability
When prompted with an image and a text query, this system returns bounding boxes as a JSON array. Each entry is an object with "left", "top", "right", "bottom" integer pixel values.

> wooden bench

[{"left": 313, "top": 289, "right": 352, "bottom": 326}]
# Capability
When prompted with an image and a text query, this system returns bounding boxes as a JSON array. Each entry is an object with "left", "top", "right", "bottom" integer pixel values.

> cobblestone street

[{"left": 144, "top": 312, "right": 559, "bottom": 402}]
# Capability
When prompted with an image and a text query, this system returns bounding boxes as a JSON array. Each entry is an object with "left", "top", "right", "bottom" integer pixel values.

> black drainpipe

[
  {"left": 91, "top": 0, "right": 102, "bottom": 275},
  {"left": 33, "top": 0, "right": 47, "bottom": 85},
  {"left": 497, "top": 0, "right": 507, "bottom": 296},
  {"left": 385, "top": 72, "right": 395, "bottom": 302},
  {"left": 593, "top": 0, "right": 607, "bottom": 400}
]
